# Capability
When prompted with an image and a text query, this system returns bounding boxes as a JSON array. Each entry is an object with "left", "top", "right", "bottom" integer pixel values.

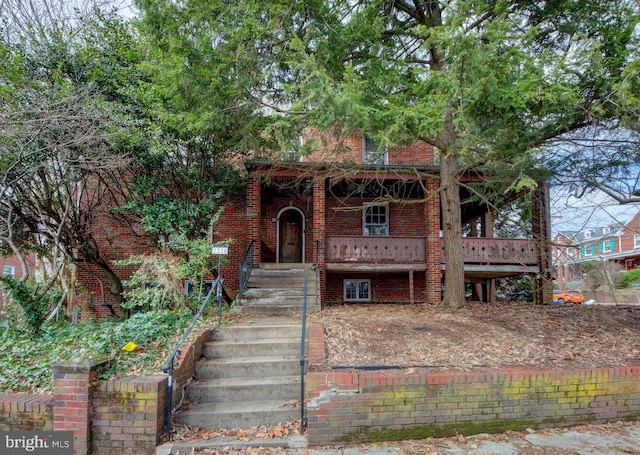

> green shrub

[
  {"left": 0, "top": 278, "right": 56, "bottom": 336},
  {"left": 0, "top": 309, "right": 194, "bottom": 393},
  {"left": 619, "top": 269, "right": 640, "bottom": 288},
  {"left": 116, "top": 235, "right": 230, "bottom": 312}
]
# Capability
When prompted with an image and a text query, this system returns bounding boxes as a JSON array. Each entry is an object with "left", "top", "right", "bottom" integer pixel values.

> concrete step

[
  {"left": 212, "top": 323, "right": 303, "bottom": 342},
  {"left": 259, "top": 263, "right": 314, "bottom": 270},
  {"left": 195, "top": 356, "right": 302, "bottom": 379},
  {"left": 246, "top": 277, "right": 316, "bottom": 288},
  {"left": 242, "top": 288, "right": 317, "bottom": 299},
  {"left": 186, "top": 376, "right": 300, "bottom": 403},
  {"left": 203, "top": 338, "right": 301, "bottom": 358},
  {"left": 173, "top": 399, "right": 300, "bottom": 429},
  {"left": 233, "top": 303, "right": 320, "bottom": 316},
  {"left": 238, "top": 296, "right": 305, "bottom": 306}
]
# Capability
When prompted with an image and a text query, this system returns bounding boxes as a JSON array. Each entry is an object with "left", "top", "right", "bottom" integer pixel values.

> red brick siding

[
  {"left": 424, "top": 177, "right": 442, "bottom": 305},
  {"left": 302, "top": 129, "right": 436, "bottom": 167},
  {"left": 325, "top": 198, "right": 427, "bottom": 237},
  {"left": 620, "top": 212, "right": 640, "bottom": 256},
  {"left": 214, "top": 196, "right": 250, "bottom": 296}
]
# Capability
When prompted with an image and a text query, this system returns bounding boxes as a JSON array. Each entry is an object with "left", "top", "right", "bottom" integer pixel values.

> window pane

[
  {"left": 364, "top": 205, "right": 388, "bottom": 236},
  {"left": 358, "top": 281, "right": 370, "bottom": 300},
  {"left": 363, "top": 135, "right": 386, "bottom": 165},
  {"left": 345, "top": 281, "right": 356, "bottom": 300}
]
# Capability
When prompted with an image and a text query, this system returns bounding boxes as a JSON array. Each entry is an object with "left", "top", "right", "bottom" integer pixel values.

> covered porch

[{"left": 324, "top": 235, "right": 540, "bottom": 303}]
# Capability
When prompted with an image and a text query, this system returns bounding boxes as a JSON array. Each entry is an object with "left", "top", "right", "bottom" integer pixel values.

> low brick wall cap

[{"left": 51, "top": 357, "right": 113, "bottom": 374}]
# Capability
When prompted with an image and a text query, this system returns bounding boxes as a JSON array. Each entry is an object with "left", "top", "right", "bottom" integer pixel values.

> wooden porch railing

[
  {"left": 326, "top": 236, "right": 426, "bottom": 263},
  {"left": 325, "top": 235, "right": 538, "bottom": 265},
  {"left": 456, "top": 238, "right": 538, "bottom": 265}
]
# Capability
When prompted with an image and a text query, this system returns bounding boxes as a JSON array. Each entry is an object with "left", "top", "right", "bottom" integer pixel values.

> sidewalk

[{"left": 159, "top": 420, "right": 640, "bottom": 454}]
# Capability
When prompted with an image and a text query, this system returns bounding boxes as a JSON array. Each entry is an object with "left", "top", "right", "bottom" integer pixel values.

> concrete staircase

[
  {"left": 172, "top": 317, "right": 305, "bottom": 430},
  {"left": 234, "top": 263, "right": 320, "bottom": 315}
]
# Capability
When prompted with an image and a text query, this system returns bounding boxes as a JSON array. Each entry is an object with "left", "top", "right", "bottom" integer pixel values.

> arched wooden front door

[{"left": 278, "top": 208, "right": 303, "bottom": 263}]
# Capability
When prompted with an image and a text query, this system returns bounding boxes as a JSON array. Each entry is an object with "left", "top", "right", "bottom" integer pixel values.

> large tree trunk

[{"left": 438, "top": 125, "right": 466, "bottom": 308}]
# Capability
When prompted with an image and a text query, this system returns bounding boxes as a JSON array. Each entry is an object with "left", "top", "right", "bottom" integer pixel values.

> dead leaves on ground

[
  {"left": 171, "top": 421, "right": 300, "bottom": 444},
  {"left": 308, "top": 302, "right": 640, "bottom": 371}
]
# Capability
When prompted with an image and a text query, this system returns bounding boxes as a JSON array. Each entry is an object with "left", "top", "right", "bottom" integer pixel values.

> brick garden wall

[
  {"left": 0, "top": 360, "right": 171, "bottom": 455},
  {"left": 91, "top": 375, "right": 167, "bottom": 455},
  {"left": 0, "top": 394, "right": 53, "bottom": 431},
  {"left": 305, "top": 325, "right": 640, "bottom": 446}
]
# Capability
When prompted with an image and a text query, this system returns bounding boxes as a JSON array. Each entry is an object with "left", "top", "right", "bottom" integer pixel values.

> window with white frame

[
  {"left": 363, "top": 204, "right": 389, "bottom": 236},
  {"left": 362, "top": 134, "right": 388, "bottom": 165},
  {"left": 584, "top": 230, "right": 592, "bottom": 239},
  {"left": 635, "top": 234, "right": 640, "bottom": 249},
  {"left": 602, "top": 241, "right": 612, "bottom": 253},
  {"left": 583, "top": 244, "right": 593, "bottom": 256},
  {"left": 344, "top": 279, "right": 371, "bottom": 302},
  {"left": 2, "top": 265, "right": 15, "bottom": 277},
  {"left": 282, "top": 135, "right": 304, "bottom": 162},
  {"left": 602, "top": 227, "right": 610, "bottom": 235}
]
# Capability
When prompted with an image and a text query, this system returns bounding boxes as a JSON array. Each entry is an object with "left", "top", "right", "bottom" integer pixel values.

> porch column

[
  {"left": 424, "top": 176, "right": 441, "bottom": 305},
  {"left": 409, "top": 271, "right": 414, "bottom": 304},
  {"left": 313, "top": 176, "right": 326, "bottom": 308},
  {"left": 247, "top": 174, "right": 261, "bottom": 266},
  {"left": 532, "top": 182, "right": 553, "bottom": 304},
  {"left": 481, "top": 210, "right": 496, "bottom": 302}
]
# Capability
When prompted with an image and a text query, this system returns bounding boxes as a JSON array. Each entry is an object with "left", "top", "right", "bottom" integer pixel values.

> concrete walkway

[{"left": 158, "top": 421, "right": 640, "bottom": 454}]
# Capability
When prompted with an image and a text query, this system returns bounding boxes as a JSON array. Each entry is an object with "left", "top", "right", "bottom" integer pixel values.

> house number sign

[{"left": 211, "top": 244, "right": 229, "bottom": 255}]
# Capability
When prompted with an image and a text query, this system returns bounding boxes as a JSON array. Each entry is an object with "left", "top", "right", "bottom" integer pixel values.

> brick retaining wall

[
  {"left": 92, "top": 375, "right": 167, "bottom": 455},
  {"left": 0, "top": 329, "right": 211, "bottom": 455},
  {"left": 305, "top": 325, "right": 640, "bottom": 445},
  {"left": 0, "top": 393, "right": 53, "bottom": 431}
]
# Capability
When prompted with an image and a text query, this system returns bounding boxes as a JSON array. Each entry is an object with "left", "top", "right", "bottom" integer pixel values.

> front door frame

[{"left": 276, "top": 206, "right": 305, "bottom": 264}]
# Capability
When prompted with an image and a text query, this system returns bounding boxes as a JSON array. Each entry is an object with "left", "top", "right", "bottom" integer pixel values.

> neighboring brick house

[
  {"left": 552, "top": 210, "right": 640, "bottom": 287},
  {"left": 0, "top": 253, "right": 36, "bottom": 308},
  {"left": 77, "top": 131, "right": 552, "bottom": 314}
]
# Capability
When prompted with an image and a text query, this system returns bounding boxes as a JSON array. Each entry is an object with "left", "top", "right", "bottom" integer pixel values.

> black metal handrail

[
  {"left": 238, "top": 240, "right": 255, "bottom": 303},
  {"left": 299, "top": 273, "right": 309, "bottom": 434},
  {"left": 163, "top": 276, "right": 221, "bottom": 442}
]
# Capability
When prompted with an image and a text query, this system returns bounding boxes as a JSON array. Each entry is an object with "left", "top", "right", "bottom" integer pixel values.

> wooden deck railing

[
  {"left": 456, "top": 238, "right": 538, "bottom": 265},
  {"left": 325, "top": 236, "right": 538, "bottom": 265},
  {"left": 326, "top": 236, "right": 426, "bottom": 263}
]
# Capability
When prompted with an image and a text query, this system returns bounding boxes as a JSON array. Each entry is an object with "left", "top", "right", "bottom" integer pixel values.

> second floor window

[
  {"left": 2, "top": 265, "right": 15, "bottom": 277},
  {"left": 582, "top": 244, "right": 594, "bottom": 257},
  {"left": 364, "top": 204, "right": 389, "bottom": 236},
  {"left": 635, "top": 234, "right": 640, "bottom": 249},
  {"left": 363, "top": 134, "right": 388, "bottom": 165}
]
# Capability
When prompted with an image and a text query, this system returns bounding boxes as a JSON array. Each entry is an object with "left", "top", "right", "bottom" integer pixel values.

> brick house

[
  {"left": 74, "top": 131, "right": 552, "bottom": 314},
  {"left": 211, "top": 132, "right": 552, "bottom": 308},
  {"left": 552, "top": 209, "right": 640, "bottom": 287},
  {"left": 0, "top": 253, "right": 37, "bottom": 308}
]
